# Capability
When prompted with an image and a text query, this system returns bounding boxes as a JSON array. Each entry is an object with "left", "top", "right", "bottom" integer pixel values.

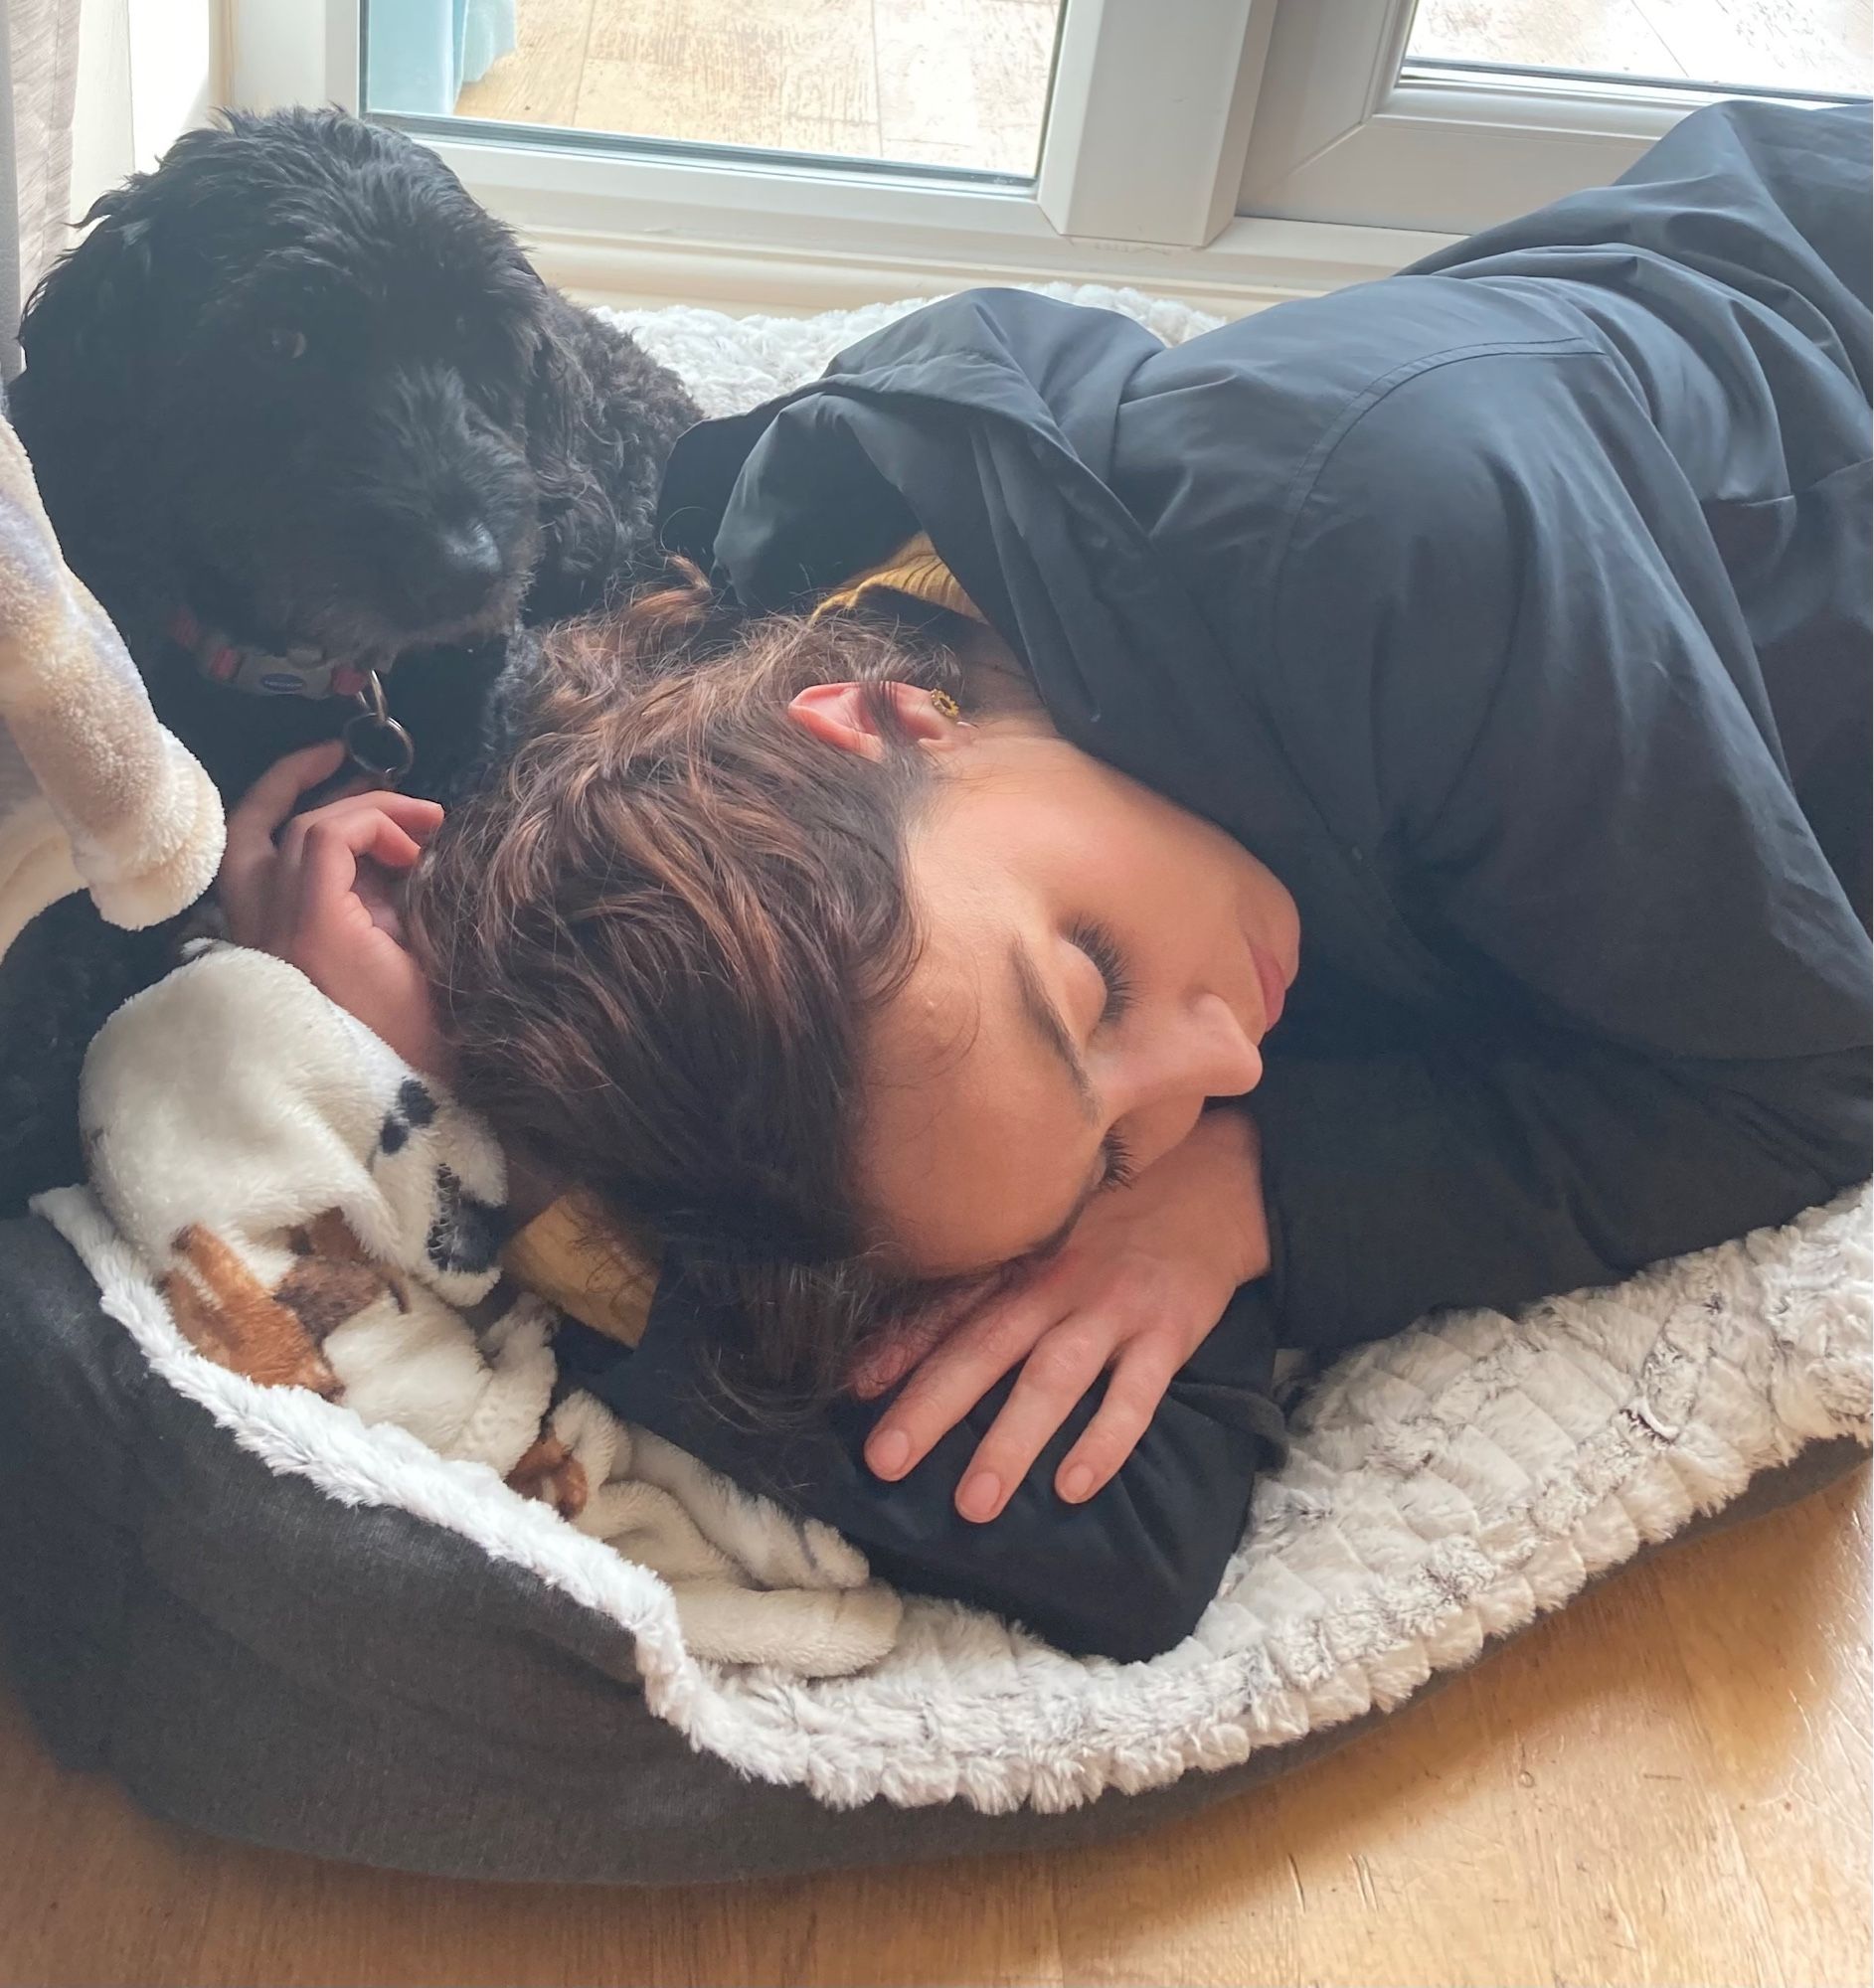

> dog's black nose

[{"left": 412, "top": 522, "right": 503, "bottom": 620}]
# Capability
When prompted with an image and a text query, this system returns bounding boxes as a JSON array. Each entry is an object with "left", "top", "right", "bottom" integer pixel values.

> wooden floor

[
  {"left": 452, "top": 0, "right": 1869, "bottom": 173},
  {"left": 1, "top": 1463, "right": 1866, "bottom": 1988}
]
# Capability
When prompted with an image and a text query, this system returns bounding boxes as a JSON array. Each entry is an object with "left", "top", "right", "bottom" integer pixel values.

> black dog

[
  {"left": 1, "top": 107, "right": 700, "bottom": 1210},
  {"left": 12, "top": 105, "right": 699, "bottom": 799}
]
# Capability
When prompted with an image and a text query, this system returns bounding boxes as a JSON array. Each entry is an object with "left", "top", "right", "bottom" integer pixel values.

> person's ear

[{"left": 786, "top": 682, "right": 965, "bottom": 759}]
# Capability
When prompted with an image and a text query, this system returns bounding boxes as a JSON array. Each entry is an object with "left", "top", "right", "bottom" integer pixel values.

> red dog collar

[
  {"left": 169, "top": 604, "right": 370, "bottom": 702},
  {"left": 168, "top": 604, "right": 414, "bottom": 786}
]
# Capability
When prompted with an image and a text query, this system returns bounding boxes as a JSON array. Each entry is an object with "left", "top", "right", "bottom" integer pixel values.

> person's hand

[
  {"left": 855, "top": 1106, "right": 1270, "bottom": 1521},
  {"left": 218, "top": 741, "right": 447, "bottom": 1077}
]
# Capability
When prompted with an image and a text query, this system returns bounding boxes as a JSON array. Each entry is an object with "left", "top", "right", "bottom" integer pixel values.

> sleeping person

[{"left": 217, "top": 97, "right": 1872, "bottom": 1661}]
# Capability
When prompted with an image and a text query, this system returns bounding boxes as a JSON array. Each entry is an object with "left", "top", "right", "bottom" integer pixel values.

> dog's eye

[{"left": 263, "top": 327, "right": 308, "bottom": 362}]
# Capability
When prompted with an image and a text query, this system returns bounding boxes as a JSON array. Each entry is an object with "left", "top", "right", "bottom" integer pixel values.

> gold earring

[{"left": 929, "top": 689, "right": 962, "bottom": 722}]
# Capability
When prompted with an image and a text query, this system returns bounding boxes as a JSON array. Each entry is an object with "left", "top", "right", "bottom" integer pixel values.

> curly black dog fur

[{"left": 1, "top": 107, "right": 700, "bottom": 1212}]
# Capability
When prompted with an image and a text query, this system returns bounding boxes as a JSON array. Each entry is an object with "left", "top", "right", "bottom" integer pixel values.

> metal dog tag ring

[{"left": 344, "top": 670, "right": 416, "bottom": 787}]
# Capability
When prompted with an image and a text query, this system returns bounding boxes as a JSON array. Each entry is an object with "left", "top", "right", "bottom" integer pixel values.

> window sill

[{"left": 407, "top": 125, "right": 1458, "bottom": 317}]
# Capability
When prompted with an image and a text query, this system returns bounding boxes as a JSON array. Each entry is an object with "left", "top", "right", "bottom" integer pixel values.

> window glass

[
  {"left": 365, "top": 0, "right": 1069, "bottom": 178},
  {"left": 1405, "top": 0, "right": 1869, "bottom": 100}
]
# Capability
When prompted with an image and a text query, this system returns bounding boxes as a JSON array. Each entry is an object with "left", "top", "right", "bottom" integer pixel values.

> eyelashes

[
  {"left": 1067, "top": 918, "right": 1136, "bottom": 1194},
  {"left": 1070, "top": 917, "right": 1133, "bottom": 1026},
  {"left": 1098, "top": 1129, "right": 1137, "bottom": 1195}
]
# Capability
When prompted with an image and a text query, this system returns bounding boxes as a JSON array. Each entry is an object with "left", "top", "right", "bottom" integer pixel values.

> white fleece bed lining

[{"left": 41, "top": 1175, "right": 1872, "bottom": 1813}]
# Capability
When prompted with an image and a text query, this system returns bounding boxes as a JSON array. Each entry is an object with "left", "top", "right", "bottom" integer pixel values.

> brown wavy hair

[{"left": 405, "top": 565, "right": 979, "bottom": 1412}]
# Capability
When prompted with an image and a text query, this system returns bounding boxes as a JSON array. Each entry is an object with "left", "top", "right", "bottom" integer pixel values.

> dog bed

[{"left": 0, "top": 286, "right": 1868, "bottom": 1885}]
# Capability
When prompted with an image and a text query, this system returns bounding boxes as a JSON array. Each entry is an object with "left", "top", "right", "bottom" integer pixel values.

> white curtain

[{"left": 2, "top": 0, "right": 84, "bottom": 377}]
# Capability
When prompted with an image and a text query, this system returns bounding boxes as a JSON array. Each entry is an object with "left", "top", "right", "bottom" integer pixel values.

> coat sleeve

[
  {"left": 570, "top": 1270, "right": 1287, "bottom": 1663},
  {"left": 1251, "top": 345, "right": 1872, "bottom": 1351}
]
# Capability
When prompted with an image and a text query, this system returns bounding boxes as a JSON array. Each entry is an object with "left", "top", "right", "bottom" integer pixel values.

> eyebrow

[{"left": 1003, "top": 937, "right": 1107, "bottom": 1262}]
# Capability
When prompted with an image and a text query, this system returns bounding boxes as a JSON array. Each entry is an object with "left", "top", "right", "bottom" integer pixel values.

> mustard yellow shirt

[
  {"left": 811, "top": 533, "right": 984, "bottom": 626},
  {"left": 502, "top": 534, "right": 981, "bottom": 1345}
]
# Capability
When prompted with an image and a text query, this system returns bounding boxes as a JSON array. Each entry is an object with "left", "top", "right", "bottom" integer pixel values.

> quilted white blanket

[{"left": 38, "top": 285, "right": 1874, "bottom": 1814}]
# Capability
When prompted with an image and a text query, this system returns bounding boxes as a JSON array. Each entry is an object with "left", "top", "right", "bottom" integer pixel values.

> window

[
  {"left": 366, "top": 0, "right": 1067, "bottom": 181},
  {"left": 1408, "top": 0, "right": 1868, "bottom": 101},
  {"left": 1242, "top": 0, "right": 1869, "bottom": 235},
  {"left": 228, "top": 0, "right": 1869, "bottom": 313}
]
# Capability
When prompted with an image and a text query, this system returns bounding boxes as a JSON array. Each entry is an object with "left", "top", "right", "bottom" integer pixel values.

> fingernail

[
  {"left": 868, "top": 1427, "right": 911, "bottom": 1478},
  {"left": 958, "top": 1469, "right": 1001, "bottom": 1521},
  {"left": 1060, "top": 1463, "right": 1096, "bottom": 1502}
]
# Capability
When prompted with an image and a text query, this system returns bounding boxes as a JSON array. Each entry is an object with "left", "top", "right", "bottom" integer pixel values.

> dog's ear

[
  {"left": 521, "top": 313, "right": 627, "bottom": 616},
  {"left": 16, "top": 175, "right": 160, "bottom": 411},
  {"left": 10, "top": 170, "right": 175, "bottom": 615}
]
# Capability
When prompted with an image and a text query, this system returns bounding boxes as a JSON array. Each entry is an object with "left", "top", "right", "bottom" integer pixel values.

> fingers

[
  {"left": 1051, "top": 1335, "right": 1185, "bottom": 1507},
  {"left": 862, "top": 1293, "right": 1059, "bottom": 1485},
  {"left": 863, "top": 1286, "right": 1216, "bottom": 1522},
  {"left": 276, "top": 790, "right": 444, "bottom": 865},
  {"left": 944, "top": 1326, "right": 1185, "bottom": 1523},
  {"left": 947, "top": 1321, "right": 1115, "bottom": 1522},
  {"left": 226, "top": 741, "right": 350, "bottom": 851},
  {"left": 219, "top": 741, "right": 349, "bottom": 919},
  {"left": 220, "top": 748, "right": 444, "bottom": 939},
  {"left": 290, "top": 808, "right": 426, "bottom": 949}
]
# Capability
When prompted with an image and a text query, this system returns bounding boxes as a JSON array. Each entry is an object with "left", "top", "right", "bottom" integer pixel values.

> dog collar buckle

[{"left": 344, "top": 669, "right": 416, "bottom": 788}]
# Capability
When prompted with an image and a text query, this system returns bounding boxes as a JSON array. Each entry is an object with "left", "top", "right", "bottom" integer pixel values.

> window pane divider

[{"left": 1035, "top": 0, "right": 1278, "bottom": 249}]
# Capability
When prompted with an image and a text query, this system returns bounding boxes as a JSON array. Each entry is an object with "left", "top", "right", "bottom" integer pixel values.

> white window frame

[
  {"left": 227, "top": 0, "right": 1460, "bottom": 313},
  {"left": 225, "top": 0, "right": 1862, "bottom": 315},
  {"left": 1237, "top": 0, "right": 1783, "bottom": 233}
]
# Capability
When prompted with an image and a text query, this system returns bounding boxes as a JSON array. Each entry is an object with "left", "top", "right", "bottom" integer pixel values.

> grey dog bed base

[{"left": 1, "top": 1215, "right": 1861, "bottom": 1886}]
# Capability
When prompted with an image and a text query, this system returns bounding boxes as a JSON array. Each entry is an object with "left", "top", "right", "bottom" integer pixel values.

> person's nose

[
  {"left": 1107, "top": 993, "right": 1264, "bottom": 1172},
  {"left": 1186, "top": 988, "right": 1264, "bottom": 1098}
]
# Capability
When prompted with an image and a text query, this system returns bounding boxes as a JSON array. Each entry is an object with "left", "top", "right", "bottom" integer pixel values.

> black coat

[{"left": 574, "top": 99, "right": 1872, "bottom": 1661}]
